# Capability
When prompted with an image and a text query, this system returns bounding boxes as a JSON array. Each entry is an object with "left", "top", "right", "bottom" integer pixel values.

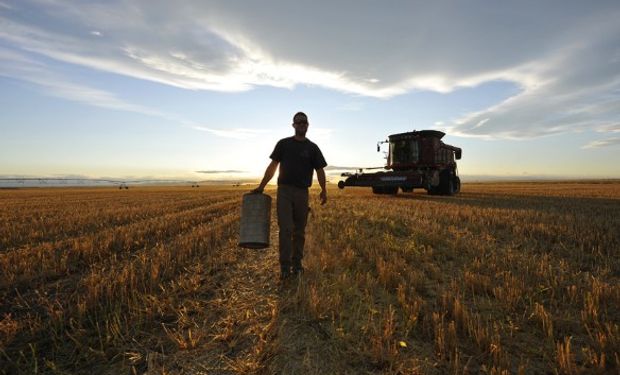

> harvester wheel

[
  {"left": 446, "top": 180, "right": 455, "bottom": 195},
  {"left": 428, "top": 186, "right": 440, "bottom": 195},
  {"left": 338, "top": 181, "right": 345, "bottom": 189},
  {"left": 372, "top": 186, "right": 398, "bottom": 195},
  {"left": 439, "top": 170, "right": 456, "bottom": 196},
  {"left": 385, "top": 187, "right": 399, "bottom": 195},
  {"left": 453, "top": 176, "right": 461, "bottom": 194}
]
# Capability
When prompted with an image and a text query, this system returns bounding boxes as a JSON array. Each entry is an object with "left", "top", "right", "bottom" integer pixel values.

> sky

[{"left": 1, "top": 0, "right": 619, "bottom": 182}]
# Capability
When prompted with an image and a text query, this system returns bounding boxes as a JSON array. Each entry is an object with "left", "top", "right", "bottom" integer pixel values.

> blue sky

[{"left": 1, "top": 0, "right": 619, "bottom": 181}]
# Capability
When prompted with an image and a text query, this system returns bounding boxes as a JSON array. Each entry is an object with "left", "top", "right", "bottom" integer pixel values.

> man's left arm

[{"left": 316, "top": 168, "right": 327, "bottom": 205}]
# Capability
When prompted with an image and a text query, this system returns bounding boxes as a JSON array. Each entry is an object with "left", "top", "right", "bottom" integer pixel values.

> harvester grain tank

[{"left": 338, "top": 130, "right": 462, "bottom": 195}]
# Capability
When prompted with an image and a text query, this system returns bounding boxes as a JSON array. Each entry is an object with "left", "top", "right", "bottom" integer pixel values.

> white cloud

[
  {"left": 0, "top": 46, "right": 272, "bottom": 139},
  {"left": 473, "top": 118, "right": 489, "bottom": 129},
  {"left": 582, "top": 137, "right": 620, "bottom": 149},
  {"left": 0, "top": 47, "right": 164, "bottom": 116},
  {"left": 190, "top": 125, "right": 270, "bottom": 140},
  {"left": 597, "top": 123, "right": 620, "bottom": 133},
  {"left": 445, "top": 37, "right": 620, "bottom": 139},
  {"left": 1, "top": 1, "right": 619, "bottom": 139}
]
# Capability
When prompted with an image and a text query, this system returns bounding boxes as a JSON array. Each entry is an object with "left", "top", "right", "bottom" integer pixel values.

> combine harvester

[{"left": 338, "top": 130, "right": 462, "bottom": 195}]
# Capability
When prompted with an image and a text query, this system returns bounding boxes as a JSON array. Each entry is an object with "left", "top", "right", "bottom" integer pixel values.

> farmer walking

[{"left": 253, "top": 112, "right": 327, "bottom": 279}]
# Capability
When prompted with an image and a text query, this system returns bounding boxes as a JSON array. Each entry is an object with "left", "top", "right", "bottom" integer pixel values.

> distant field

[{"left": 0, "top": 182, "right": 618, "bottom": 374}]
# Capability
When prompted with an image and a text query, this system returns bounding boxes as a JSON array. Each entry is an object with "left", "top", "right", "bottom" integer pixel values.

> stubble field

[{"left": 0, "top": 182, "right": 618, "bottom": 374}]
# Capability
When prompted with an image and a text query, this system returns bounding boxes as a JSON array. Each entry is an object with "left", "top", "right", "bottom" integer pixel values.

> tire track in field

[
  {"left": 76, "top": 210, "right": 242, "bottom": 313},
  {"left": 155, "top": 203, "right": 341, "bottom": 375},
  {"left": 152, "top": 206, "right": 282, "bottom": 374},
  {"left": 0, "top": 196, "right": 240, "bottom": 281},
  {"left": 0, "top": 192, "right": 238, "bottom": 252},
  {"left": 0, "top": 193, "right": 214, "bottom": 250},
  {"left": 0, "top": 210, "right": 243, "bottom": 373},
  {"left": 0, "top": 200, "right": 241, "bottom": 315},
  {"left": 0, "top": 200, "right": 243, "bottom": 325},
  {"left": 258, "top": 215, "right": 347, "bottom": 375}
]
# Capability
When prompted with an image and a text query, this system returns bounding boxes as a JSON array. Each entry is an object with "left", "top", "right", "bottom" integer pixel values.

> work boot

[{"left": 292, "top": 266, "right": 304, "bottom": 276}]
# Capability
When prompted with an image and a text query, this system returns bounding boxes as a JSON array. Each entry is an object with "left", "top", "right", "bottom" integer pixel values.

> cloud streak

[
  {"left": 1, "top": 1, "right": 619, "bottom": 139},
  {"left": 189, "top": 125, "right": 270, "bottom": 140},
  {"left": 0, "top": 46, "right": 166, "bottom": 116},
  {"left": 0, "top": 46, "right": 271, "bottom": 140},
  {"left": 196, "top": 170, "right": 247, "bottom": 174},
  {"left": 582, "top": 137, "right": 620, "bottom": 149}
]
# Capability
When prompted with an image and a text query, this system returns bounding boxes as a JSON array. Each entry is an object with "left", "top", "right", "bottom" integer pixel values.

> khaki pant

[{"left": 277, "top": 185, "right": 309, "bottom": 271}]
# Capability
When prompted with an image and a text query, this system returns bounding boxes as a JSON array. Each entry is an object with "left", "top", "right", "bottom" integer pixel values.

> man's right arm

[{"left": 253, "top": 160, "right": 279, "bottom": 193}]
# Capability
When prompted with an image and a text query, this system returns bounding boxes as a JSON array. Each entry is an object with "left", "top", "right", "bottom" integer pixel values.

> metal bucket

[{"left": 239, "top": 192, "right": 272, "bottom": 249}]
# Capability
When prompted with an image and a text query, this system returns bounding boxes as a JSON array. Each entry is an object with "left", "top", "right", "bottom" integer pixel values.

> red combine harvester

[{"left": 337, "top": 130, "right": 462, "bottom": 195}]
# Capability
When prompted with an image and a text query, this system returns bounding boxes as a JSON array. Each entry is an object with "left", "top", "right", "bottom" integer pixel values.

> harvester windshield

[{"left": 389, "top": 139, "right": 419, "bottom": 165}]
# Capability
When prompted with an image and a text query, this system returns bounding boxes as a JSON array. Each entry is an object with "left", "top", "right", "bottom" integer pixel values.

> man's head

[{"left": 292, "top": 112, "right": 309, "bottom": 138}]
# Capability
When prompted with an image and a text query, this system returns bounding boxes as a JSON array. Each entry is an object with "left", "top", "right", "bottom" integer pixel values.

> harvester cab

[{"left": 338, "top": 130, "right": 462, "bottom": 195}]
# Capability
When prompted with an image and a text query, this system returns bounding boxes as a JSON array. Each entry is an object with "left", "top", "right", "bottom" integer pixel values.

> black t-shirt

[{"left": 270, "top": 137, "right": 327, "bottom": 188}]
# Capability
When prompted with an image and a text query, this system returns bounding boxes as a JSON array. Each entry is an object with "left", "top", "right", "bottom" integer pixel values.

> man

[{"left": 253, "top": 112, "right": 327, "bottom": 279}]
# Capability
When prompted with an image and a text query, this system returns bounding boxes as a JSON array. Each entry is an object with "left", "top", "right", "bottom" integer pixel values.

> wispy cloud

[
  {"left": 445, "top": 41, "right": 620, "bottom": 139},
  {"left": 582, "top": 137, "right": 620, "bottom": 149},
  {"left": 1, "top": 1, "right": 619, "bottom": 140},
  {"left": 196, "top": 170, "right": 247, "bottom": 174},
  {"left": 0, "top": 46, "right": 166, "bottom": 117},
  {"left": 190, "top": 125, "right": 269, "bottom": 140},
  {"left": 0, "top": 46, "right": 271, "bottom": 139},
  {"left": 596, "top": 123, "right": 620, "bottom": 133}
]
